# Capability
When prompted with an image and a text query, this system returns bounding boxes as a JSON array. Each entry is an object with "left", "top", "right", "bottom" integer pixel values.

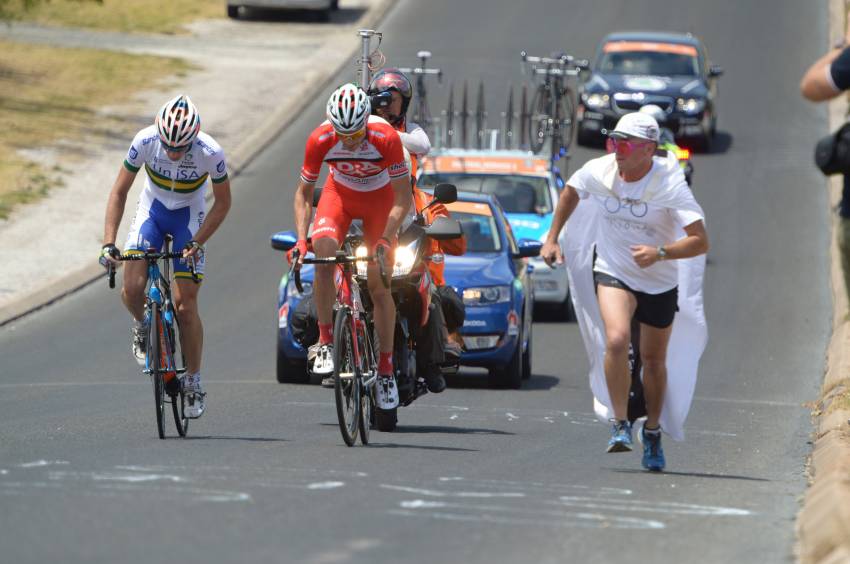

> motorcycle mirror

[
  {"left": 425, "top": 216, "right": 463, "bottom": 240},
  {"left": 433, "top": 183, "right": 457, "bottom": 204}
]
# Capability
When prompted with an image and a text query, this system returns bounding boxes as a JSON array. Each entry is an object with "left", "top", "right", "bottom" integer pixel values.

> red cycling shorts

[{"left": 312, "top": 181, "right": 395, "bottom": 246}]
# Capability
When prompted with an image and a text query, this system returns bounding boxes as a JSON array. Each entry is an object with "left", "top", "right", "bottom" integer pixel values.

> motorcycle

[{"left": 360, "top": 183, "right": 464, "bottom": 431}]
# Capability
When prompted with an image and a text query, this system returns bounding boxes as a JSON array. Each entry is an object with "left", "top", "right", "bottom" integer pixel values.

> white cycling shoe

[
  {"left": 376, "top": 375, "right": 399, "bottom": 410},
  {"left": 131, "top": 320, "right": 148, "bottom": 366},
  {"left": 312, "top": 344, "right": 334, "bottom": 377},
  {"left": 183, "top": 373, "right": 206, "bottom": 419}
]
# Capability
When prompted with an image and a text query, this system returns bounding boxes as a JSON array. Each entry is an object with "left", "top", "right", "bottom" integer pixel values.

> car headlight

[
  {"left": 582, "top": 93, "right": 610, "bottom": 109},
  {"left": 676, "top": 97, "right": 705, "bottom": 114},
  {"left": 287, "top": 278, "right": 312, "bottom": 298},
  {"left": 463, "top": 285, "right": 511, "bottom": 305}
]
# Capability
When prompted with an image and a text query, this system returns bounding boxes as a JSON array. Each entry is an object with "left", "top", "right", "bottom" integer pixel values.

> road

[{"left": 0, "top": 1, "right": 829, "bottom": 563}]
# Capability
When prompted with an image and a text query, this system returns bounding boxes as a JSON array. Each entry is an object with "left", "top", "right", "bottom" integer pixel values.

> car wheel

[
  {"left": 491, "top": 330, "right": 523, "bottom": 389},
  {"left": 277, "top": 343, "right": 308, "bottom": 383},
  {"left": 315, "top": 8, "right": 331, "bottom": 22},
  {"left": 330, "top": 0, "right": 340, "bottom": 9},
  {"left": 576, "top": 127, "right": 595, "bottom": 147},
  {"left": 559, "top": 291, "right": 575, "bottom": 322},
  {"left": 521, "top": 320, "right": 532, "bottom": 380},
  {"left": 226, "top": 5, "right": 239, "bottom": 18}
]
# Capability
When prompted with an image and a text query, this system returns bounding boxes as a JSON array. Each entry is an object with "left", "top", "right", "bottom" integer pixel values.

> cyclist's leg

[
  {"left": 313, "top": 183, "right": 350, "bottom": 339},
  {"left": 355, "top": 186, "right": 395, "bottom": 372},
  {"left": 168, "top": 202, "right": 205, "bottom": 375},
  {"left": 123, "top": 199, "right": 166, "bottom": 321},
  {"left": 595, "top": 276, "right": 638, "bottom": 421}
]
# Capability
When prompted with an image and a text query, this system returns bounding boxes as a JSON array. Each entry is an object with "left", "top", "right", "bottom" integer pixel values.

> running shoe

[
  {"left": 376, "top": 375, "right": 399, "bottom": 410},
  {"left": 606, "top": 419, "right": 633, "bottom": 453},
  {"left": 640, "top": 426, "right": 666, "bottom": 472}
]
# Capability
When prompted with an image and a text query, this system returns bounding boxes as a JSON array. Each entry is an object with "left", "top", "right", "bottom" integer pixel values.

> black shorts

[{"left": 593, "top": 271, "right": 678, "bottom": 329}]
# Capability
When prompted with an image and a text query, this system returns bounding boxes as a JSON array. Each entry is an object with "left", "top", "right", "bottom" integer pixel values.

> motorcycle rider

[{"left": 368, "top": 68, "right": 466, "bottom": 393}]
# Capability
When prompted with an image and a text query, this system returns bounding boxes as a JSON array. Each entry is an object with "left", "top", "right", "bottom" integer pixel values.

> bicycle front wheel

[
  {"left": 149, "top": 305, "right": 166, "bottom": 440},
  {"left": 333, "top": 308, "right": 360, "bottom": 447},
  {"left": 555, "top": 87, "right": 577, "bottom": 154},
  {"left": 166, "top": 313, "right": 188, "bottom": 437}
]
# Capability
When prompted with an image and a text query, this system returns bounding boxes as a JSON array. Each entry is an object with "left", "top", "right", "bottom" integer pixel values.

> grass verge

[
  {"left": 1, "top": 0, "right": 224, "bottom": 34},
  {"left": 0, "top": 39, "right": 194, "bottom": 219}
]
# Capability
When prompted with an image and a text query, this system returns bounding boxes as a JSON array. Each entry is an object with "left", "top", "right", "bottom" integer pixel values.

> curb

[
  {"left": 0, "top": 0, "right": 397, "bottom": 328},
  {"left": 795, "top": 0, "right": 850, "bottom": 562}
]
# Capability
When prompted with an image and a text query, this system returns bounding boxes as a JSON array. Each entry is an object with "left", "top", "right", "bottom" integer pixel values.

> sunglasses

[
  {"left": 337, "top": 128, "right": 366, "bottom": 143},
  {"left": 606, "top": 137, "right": 654, "bottom": 154},
  {"left": 163, "top": 143, "right": 192, "bottom": 154}
]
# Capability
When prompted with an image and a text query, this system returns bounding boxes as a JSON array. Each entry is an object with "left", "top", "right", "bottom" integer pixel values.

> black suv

[{"left": 576, "top": 31, "right": 723, "bottom": 152}]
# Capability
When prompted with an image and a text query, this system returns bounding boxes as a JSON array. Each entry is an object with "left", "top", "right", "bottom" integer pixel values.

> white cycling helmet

[
  {"left": 156, "top": 95, "right": 201, "bottom": 149},
  {"left": 639, "top": 104, "right": 666, "bottom": 124},
  {"left": 326, "top": 83, "right": 370, "bottom": 134}
]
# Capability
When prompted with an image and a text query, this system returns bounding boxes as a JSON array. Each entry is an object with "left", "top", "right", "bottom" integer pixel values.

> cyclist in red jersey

[{"left": 289, "top": 83, "right": 413, "bottom": 410}]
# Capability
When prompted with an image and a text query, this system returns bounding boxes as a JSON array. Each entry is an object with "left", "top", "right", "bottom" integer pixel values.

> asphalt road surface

[{"left": 0, "top": 1, "right": 830, "bottom": 563}]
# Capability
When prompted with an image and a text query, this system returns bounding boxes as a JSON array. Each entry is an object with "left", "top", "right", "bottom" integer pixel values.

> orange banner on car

[
  {"left": 421, "top": 155, "right": 549, "bottom": 176},
  {"left": 447, "top": 201, "right": 493, "bottom": 216},
  {"left": 603, "top": 41, "right": 698, "bottom": 57}
]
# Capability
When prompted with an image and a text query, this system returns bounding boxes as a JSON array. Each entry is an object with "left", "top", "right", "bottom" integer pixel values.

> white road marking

[
  {"left": 307, "top": 481, "right": 345, "bottom": 490},
  {"left": 400, "top": 500, "right": 448, "bottom": 509},
  {"left": 381, "top": 484, "right": 525, "bottom": 498},
  {"left": 19, "top": 460, "right": 69, "bottom": 468},
  {"left": 557, "top": 496, "right": 752, "bottom": 516},
  {"left": 506, "top": 413, "right": 519, "bottom": 420}
]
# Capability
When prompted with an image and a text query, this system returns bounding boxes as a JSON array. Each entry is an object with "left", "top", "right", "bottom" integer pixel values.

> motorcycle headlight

[
  {"left": 287, "top": 278, "right": 312, "bottom": 298},
  {"left": 393, "top": 245, "right": 416, "bottom": 277},
  {"left": 462, "top": 285, "right": 511, "bottom": 306},
  {"left": 582, "top": 93, "right": 610, "bottom": 109},
  {"left": 676, "top": 97, "right": 705, "bottom": 114}
]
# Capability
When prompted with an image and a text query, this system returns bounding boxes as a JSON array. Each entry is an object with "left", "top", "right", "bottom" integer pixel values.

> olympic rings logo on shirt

[{"left": 604, "top": 197, "right": 648, "bottom": 218}]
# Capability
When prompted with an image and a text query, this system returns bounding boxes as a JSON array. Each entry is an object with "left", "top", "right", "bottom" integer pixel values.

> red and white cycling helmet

[
  {"left": 155, "top": 95, "right": 201, "bottom": 150},
  {"left": 326, "top": 83, "right": 370, "bottom": 134}
]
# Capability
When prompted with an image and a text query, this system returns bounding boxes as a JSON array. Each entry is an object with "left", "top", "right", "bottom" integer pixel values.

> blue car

[
  {"left": 419, "top": 149, "right": 573, "bottom": 320},
  {"left": 443, "top": 192, "right": 539, "bottom": 388},
  {"left": 270, "top": 192, "right": 540, "bottom": 388}
]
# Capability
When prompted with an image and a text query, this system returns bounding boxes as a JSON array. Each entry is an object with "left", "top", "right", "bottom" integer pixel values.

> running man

[{"left": 541, "top": 112, "right": 708, "bottom": 471}]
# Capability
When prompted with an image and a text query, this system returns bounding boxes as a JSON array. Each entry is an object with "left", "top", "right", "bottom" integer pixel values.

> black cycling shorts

[{"left": 593, "top": 271, "right": 678, "bottom": 329}]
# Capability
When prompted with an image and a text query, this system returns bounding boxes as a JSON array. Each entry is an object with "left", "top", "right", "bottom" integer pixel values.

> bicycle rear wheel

[
  {"left": 556, "top": 87, "right": 576, "bottom": 153},
  {"left": 333, "top": 308, "right": 360, "bottom": 447},
  {"left": 528, "top": 84, "right": 550, "bottom": 154},
  {"left": 149, "top": 305, "right": 166, "bottom": 439}
]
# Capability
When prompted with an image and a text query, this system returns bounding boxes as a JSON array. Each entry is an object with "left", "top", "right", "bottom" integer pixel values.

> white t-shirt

[{"left": 567, "top": 160, "right": 703, "bottom": 294}]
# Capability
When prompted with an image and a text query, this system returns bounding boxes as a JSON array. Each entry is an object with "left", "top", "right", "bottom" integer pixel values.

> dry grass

[
  {"left": 2, "top": 0, "right": 224, "bottom": 34},
  {"left": 0, "top": 39, "right": 194, "bottom": 219}
]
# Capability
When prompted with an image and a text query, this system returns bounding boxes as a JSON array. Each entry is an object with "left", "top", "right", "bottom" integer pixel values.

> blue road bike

[{"left": 107, "top": 235, "right": 196, "bottom": 439}]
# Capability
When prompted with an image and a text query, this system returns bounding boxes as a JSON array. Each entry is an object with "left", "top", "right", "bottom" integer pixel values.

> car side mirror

[
  {"left": 708, "top": 65, "right": 724, "bottom": 77},
  {"left": 425, "top": 216, "right": 463, "bottom": 240},
  {"left": 271, "top": 230, "right": 298, "bottom": 251},
  {"left": 433, "top": 183, "right": 457, "bottom": 204},
  {"left": 515, "top": 238, "right": 542, "bottom": 258}
]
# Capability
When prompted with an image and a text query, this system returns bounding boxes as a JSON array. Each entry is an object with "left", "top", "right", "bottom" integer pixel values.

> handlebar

[
  {"left": 287, "top": 250, "right": 381, "bottom": 294},
  {"left": 106, "top": 250, "right": 199, "bottom": 288},
  {"left": 521, "top": 51, "right": 589, "bottom": 72}
]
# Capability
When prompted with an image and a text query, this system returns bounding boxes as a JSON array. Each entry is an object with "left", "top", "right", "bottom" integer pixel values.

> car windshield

[
  {"left": 598, "top": 49, "right": 699, "bottom": 77},
  {"left": 448, "top": 210, "right": 501, "bottom": 253},
  {"left": 419, "top": 173, "right": 552, "bottom": 214}
]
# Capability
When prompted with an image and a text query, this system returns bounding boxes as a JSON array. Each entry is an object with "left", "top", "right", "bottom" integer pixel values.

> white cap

[{"left": 608, "top": 112, "right": 660, "bottom": 142}]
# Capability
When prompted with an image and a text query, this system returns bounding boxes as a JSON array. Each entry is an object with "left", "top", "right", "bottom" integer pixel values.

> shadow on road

[
  {"left": 232, "top": 7, "right": 366, "bottom": 24},
  {"left": 184, "top": 435, "right": 290, "bottom": 442},
  {"left": 392, "top": 425, "right": 514, "bottom": 436},
  {"left": 610, "top": 468, "right": 769, "bottom": 482},
  {"left": 446, "top": 373, "right": 561, "bottom": 391},
  {"left": 367, "top": 443, "right": 479, "bottom": 452}
]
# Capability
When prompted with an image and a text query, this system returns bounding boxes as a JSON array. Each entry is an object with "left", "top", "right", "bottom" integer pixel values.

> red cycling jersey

[{"left": 301, "top": 116, "right": 409, "bottom": 245}]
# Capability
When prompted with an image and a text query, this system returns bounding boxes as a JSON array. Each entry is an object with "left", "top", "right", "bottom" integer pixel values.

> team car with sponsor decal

[
  {"left": 418, "top": 149, "right": 575, "bottom": 319},
  {"left": 576, "top": 31, "right": 723, "bottom": 152},
  {"left": 271, "top": 191, "right": 540, "bottom": 389}
]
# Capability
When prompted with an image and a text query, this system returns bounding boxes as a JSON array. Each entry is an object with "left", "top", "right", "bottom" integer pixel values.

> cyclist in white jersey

[{"left": 99, "top": 95, "right": 232, "bottom": 419}]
